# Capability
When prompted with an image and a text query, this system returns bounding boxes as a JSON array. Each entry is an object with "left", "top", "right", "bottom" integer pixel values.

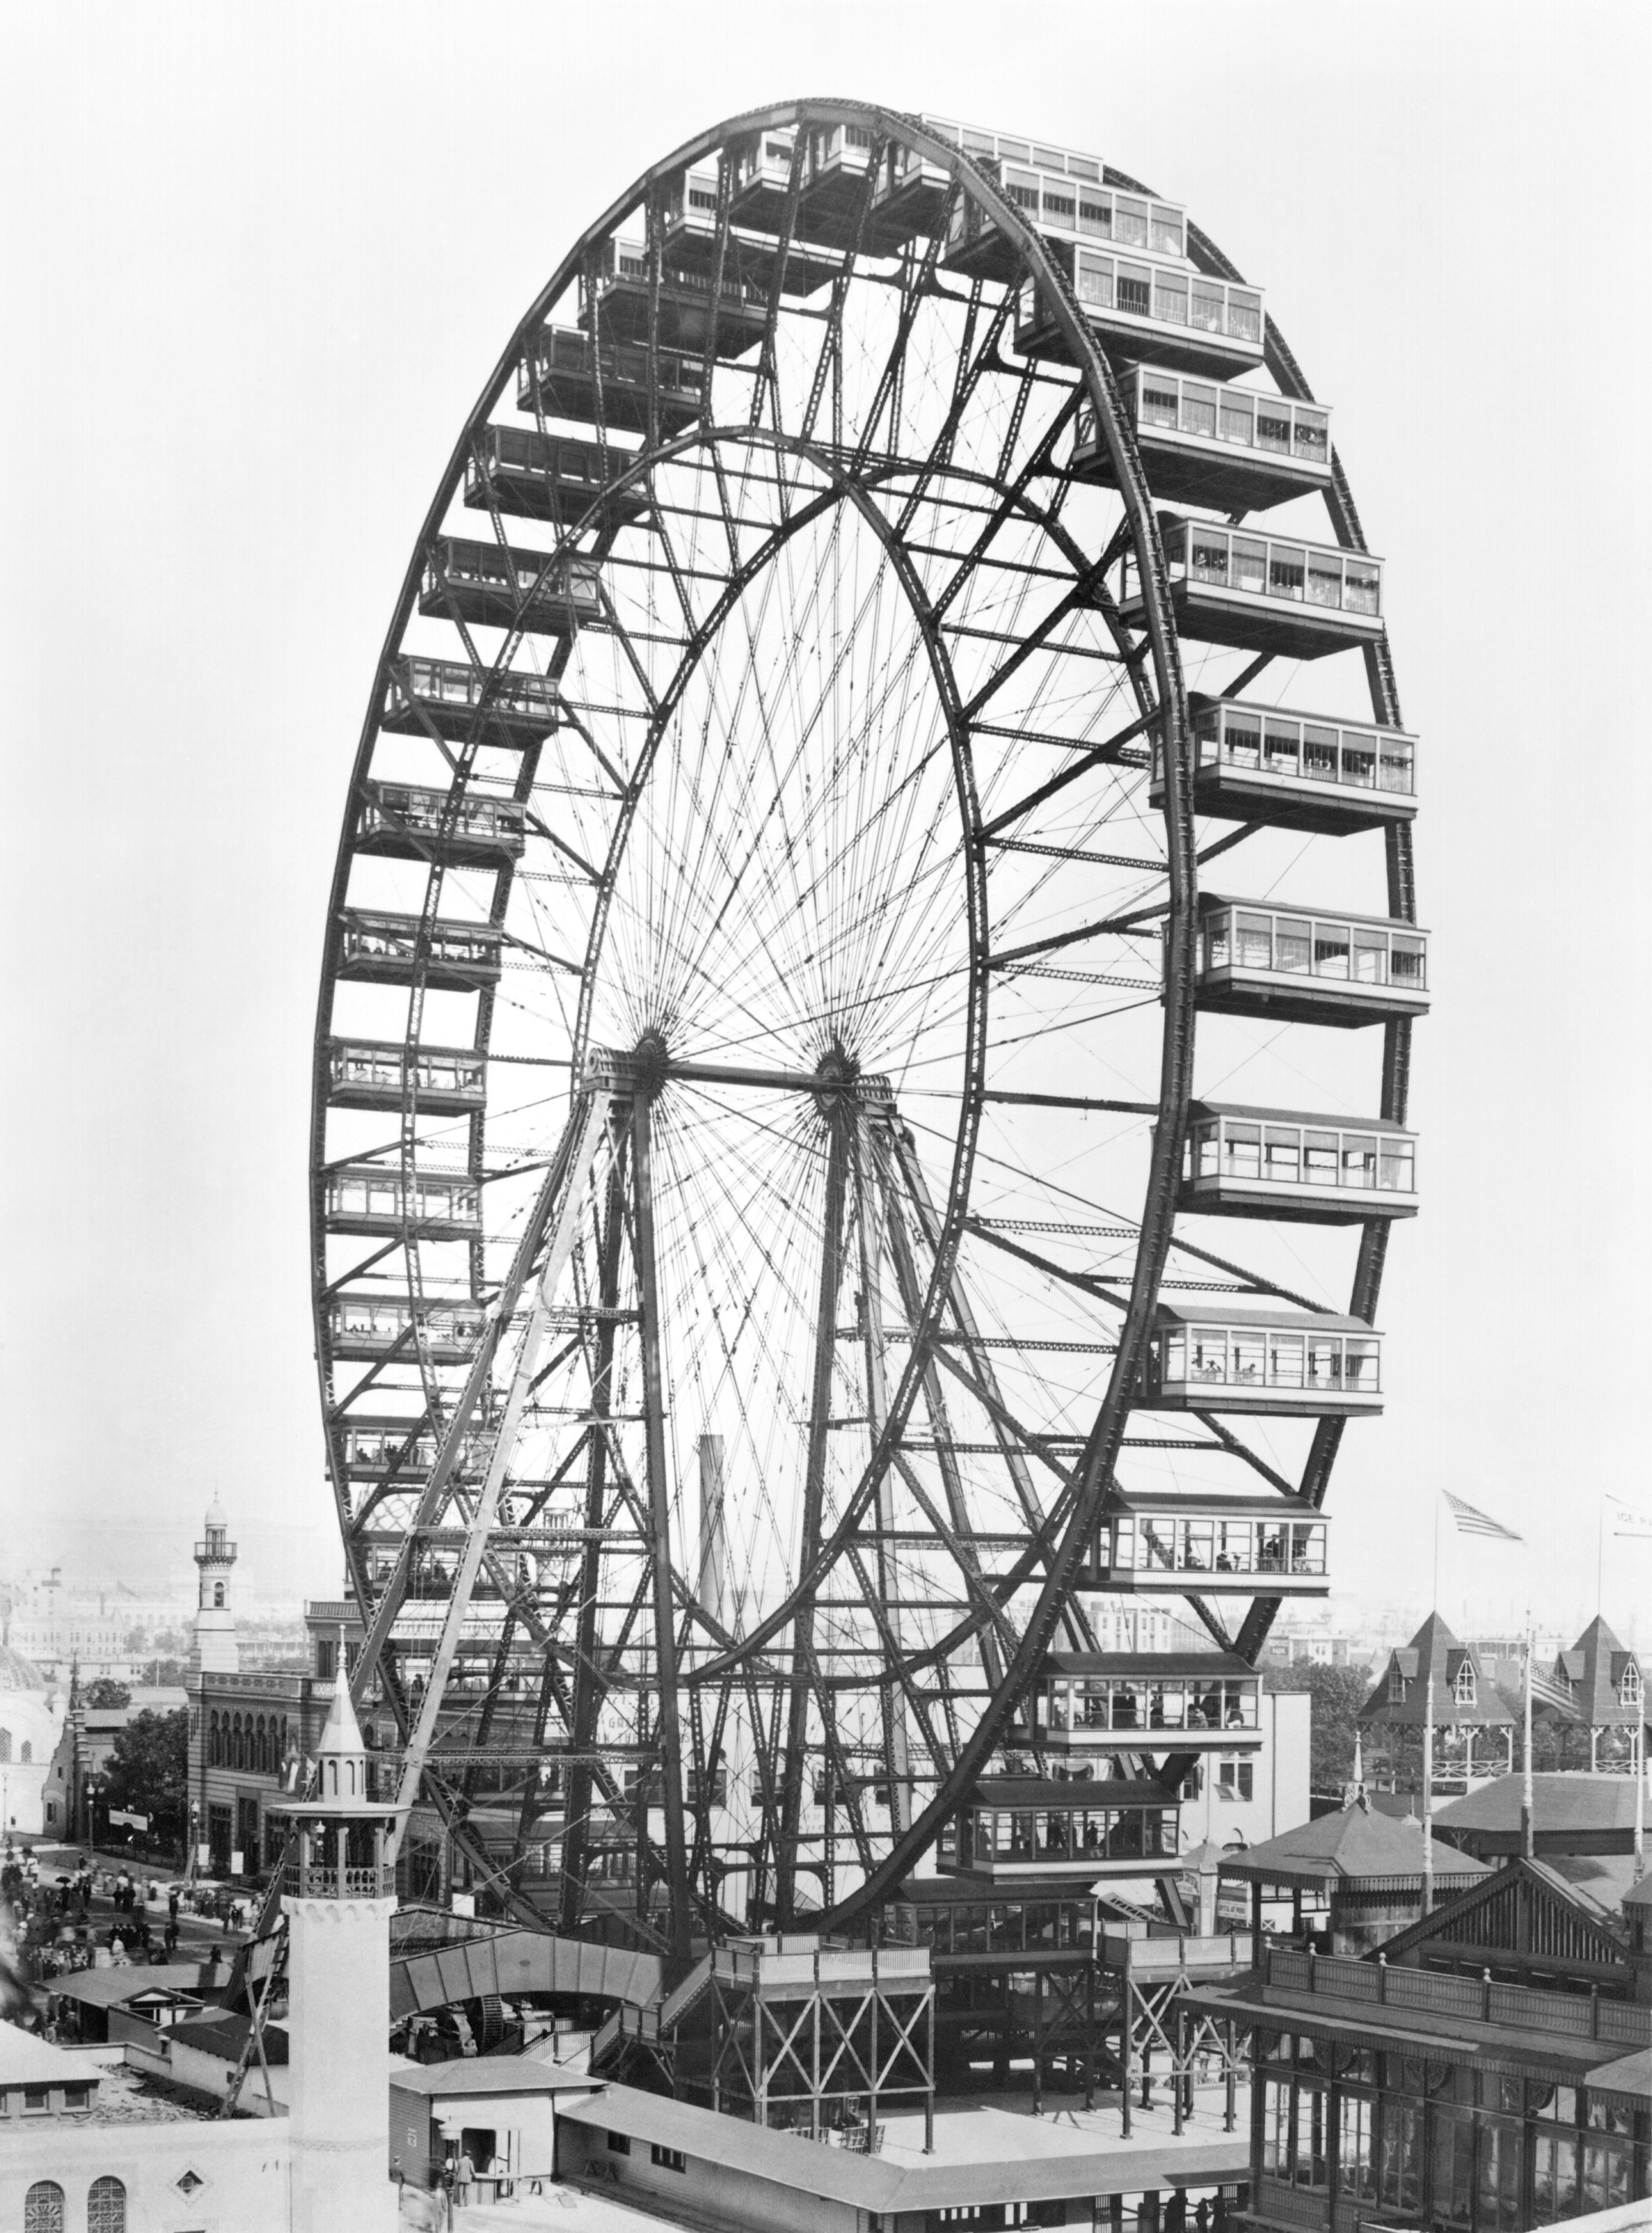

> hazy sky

[{"left": 2, "top": 1, "right": 1646, "bottom": 1642}]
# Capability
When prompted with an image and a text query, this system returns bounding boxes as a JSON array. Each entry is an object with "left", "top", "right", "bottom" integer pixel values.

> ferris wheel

[{"left": 310, "top": 99, "right": 1420, "bottom": 1954}]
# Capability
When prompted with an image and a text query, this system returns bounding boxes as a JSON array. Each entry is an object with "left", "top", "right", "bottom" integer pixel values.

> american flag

[{"left": 1443, "top": 1491, "right": 1524, "bottom": 1542}]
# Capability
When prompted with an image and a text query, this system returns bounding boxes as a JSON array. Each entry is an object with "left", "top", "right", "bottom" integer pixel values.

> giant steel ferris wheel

[{"left": 310, "top": 99, "right": 1420, "bottom": 1955}]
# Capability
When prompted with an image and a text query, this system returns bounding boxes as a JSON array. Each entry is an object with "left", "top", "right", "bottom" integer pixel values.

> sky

[{"left": 1, "top": 0, "right": 1647, "bottom": 1641}]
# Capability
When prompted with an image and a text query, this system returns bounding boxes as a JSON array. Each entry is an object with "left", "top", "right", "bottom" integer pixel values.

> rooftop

[
  {"left": 1216, "top": 1798, "right": 1490, "bottom": 1891},
  {"left": 391, "top": 2058, "right": 601, "bottom": 2100},
  {"left": 46, "top": 1962, "right": 210, "bottom": 2008},
  {"left": 1434, "top": 1772, "right": 1646, "bottom": 1838},
  {"left": 560, "top": 2082, "right": 1247, "bottom": 2213}
]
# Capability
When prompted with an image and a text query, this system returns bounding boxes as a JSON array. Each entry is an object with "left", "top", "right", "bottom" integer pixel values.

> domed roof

[
  {"left": 0, "top": 1641, "right": 48, "bottom": 1691},
  {"left": 204, "top": 1494, "right": 228, "bottom": 1528}
]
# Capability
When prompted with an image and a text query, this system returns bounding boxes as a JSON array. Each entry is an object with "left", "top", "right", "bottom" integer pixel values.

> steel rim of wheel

[{"left": 310, "top": 100, "right": 1410, "bottom": 1944}]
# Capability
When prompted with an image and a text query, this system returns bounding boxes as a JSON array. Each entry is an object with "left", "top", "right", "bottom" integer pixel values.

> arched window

[
  {"left": 1620, "top": 1664, "right": 1643, "bottom": 1708},
  {"left": 213, "top": 1582, "right": 225, "bottom": 1608},
  {"left": 1453, "top": 1661, "right": 1477, "bottom": 1705},
  {"left": 87, "top": 2178, "right": 126, "bottom": 2233},
  {"left": 0, "top": 1728, "right": 10, "bottom": 1763},
  {"left": 24, "top": 2182, "right": 66, "bottom": 2233},
  {"left": 21, "top": 1740, "right": 31, "bottom": 1764},
  {"left": 208, "top": 1711, "right": 220, "bottom": 1767},
  {"left": 255, "top": 1715, "right": 266, "bottom": 1773}
]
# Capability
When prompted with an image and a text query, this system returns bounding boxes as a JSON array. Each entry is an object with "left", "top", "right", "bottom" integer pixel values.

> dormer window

[
  {"left": 1619, "top": 1664, "right": 1643, "bottom": 1708},
  {"left": 1388, "top": 1665, "right": 1406, "bottom": 1705},
  {"left": 1454, "top": 1661, "right": 1477, "bottom": 1705}
]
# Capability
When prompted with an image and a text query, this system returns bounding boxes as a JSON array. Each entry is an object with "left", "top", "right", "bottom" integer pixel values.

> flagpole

[
  {"left": 1422, "top": 1666, "right": 1434, "bottom": 1915},
  {"left": 1522, "top": 1618, "right": 1535, "bottom": 1862}
]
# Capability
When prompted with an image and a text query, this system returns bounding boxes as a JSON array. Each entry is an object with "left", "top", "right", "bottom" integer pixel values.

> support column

[{"left": 632, "top": 1093, "right": 693, "bottom": 1958}]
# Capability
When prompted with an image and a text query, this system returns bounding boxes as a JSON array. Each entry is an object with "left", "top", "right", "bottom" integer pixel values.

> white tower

[
  {"left": 190, "top": 1496, "right": 239, "bottom": 1675},
  {"left": 285, "top": 1677, "right": 399, "bottom": 2233}
]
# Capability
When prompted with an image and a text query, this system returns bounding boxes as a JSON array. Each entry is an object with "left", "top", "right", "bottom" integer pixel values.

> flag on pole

[
  {"left": 1606, "top": 1495, "right": 1652, "bottom": 1540},
  {"left": 1529, "top": 1661, "right": 1576, "bottom": 1714},
  {"left": 1443, "top": 1491, "right": 1524, "bottom": 1542}
]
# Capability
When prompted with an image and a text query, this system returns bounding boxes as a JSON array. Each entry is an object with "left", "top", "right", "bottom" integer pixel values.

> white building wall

[
  {"left": 287, "top": 1892, "right": 399, "bottom": 2233},
  {"left": 0, "top": 1688, "right": 63, "bottom": 1836},
  {"left": 1180, "top": 1690, "right": 1312, "bottom": 1851},
  {"left": 0, "top": 2105, "right": 290, "bottom": 2233}
]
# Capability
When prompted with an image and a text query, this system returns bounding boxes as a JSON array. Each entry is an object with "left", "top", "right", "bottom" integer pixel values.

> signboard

[
  {"left": 108, "top": 1808, "right": 149, "bottom": 1830},
  {"left": 196, "top": 1843, "right": 211, "bottom": 1868},
  {"left": 230, "top": 1850, "right": 244, "bottom": 1877}
]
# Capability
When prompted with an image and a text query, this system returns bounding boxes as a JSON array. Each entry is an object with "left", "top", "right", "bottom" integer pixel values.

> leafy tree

[
  {"left": 83, "top": 1678, "right": 132, "bottom": 1710},
  {"left": 102, "top": 1708, "right": 188, "bottom": 1847},
  {"left": 1266, "top": 1662, "right": 1374, "bottom": 1792}
]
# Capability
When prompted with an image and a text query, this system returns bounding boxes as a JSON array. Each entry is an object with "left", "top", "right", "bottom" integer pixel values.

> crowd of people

[{"left": 0, "top": 1837, "right": 250, "bottom": 1996}]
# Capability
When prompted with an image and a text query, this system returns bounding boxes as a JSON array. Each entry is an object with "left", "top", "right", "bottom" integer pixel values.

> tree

[
  {"left": 83, "top": 1678, "right": 131, "bottom": 1710},
  {"left": 102, "top": 1708, "right": 188, "bottom": 1849},
  {"left": 1266, "top": 1662, "right": 1373, "bottom": 1792}
]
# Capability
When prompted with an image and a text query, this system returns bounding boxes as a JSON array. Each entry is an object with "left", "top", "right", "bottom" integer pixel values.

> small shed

[
  {"left": 1217, "top": 1795, "right": 1488, "bottom": 1952},
  {"left": 45, "top": 1962, "right": 210, "bottom": 2043},
  {"left": 389, "top": 2057, "right": 601, "bottom": 2204}
]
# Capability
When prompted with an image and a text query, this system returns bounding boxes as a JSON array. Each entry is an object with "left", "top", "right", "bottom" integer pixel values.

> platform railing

[{"left": 1262, "top": 1944, "right": 1652, "bottom": 2045}]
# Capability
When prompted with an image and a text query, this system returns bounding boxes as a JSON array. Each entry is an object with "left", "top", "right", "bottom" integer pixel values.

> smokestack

[{"left": 697, "top": 1435, "right": 728, "bottom": 1631}]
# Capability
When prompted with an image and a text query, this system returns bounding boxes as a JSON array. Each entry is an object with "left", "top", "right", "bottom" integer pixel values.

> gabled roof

[
  {"left": 1216, "top": 1798, "right": 1488, "bottom": 1892},
  {"left": 1358, "top": 1614, "right": 1515, "bottom": 1730},
  {"left": 1370, "top": 1854, "right": 1630, "bottom": 1971},
  {"left": 1542, "top": 1618, "right": 1644, "bottom": 1728},
  {"left": 1624, "top": 1869, "right": 1652, "bottom": 1913}
]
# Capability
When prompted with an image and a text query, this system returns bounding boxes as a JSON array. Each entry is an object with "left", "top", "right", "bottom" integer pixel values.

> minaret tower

[
  {"left": 190, "top": 1496, "right": 239, "bottom": 1674},
  {"left": 285, "top": 1676, "right": 399, "bottom": 2233}
]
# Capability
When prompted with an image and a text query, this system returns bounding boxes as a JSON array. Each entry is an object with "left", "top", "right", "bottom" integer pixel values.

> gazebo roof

[
  {"left": 1216, "top": 1798, "right": 1491, "bottom": 1892},
  {"left": 1358, "top": 1613, "right": 1515, "bottom": 1731},
  {"left": 1544, "top": 1618, "right": 1644, "bottom": 1728}
]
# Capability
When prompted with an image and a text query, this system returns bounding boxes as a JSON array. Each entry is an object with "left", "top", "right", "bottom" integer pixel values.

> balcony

[
  {"left": 340, "top": 1418, "right": 490, "bottom": 1479},
  {"left": 324, "top": 1164, "right": 481, "bottom": 1241},
  {"left": 1018, "top": 264, "right": 1264, "bottom": 384},
  {"left": 938, "top": 1777, "right": 1180, "bottom": 1881},
  {"left": 1180, "top": 1100, "right": 1418, "bottom": 1223},
  {"left": 1087, "top": 1495, "right": 1329, "bottom": 1595},
  {"left": 326, "top": 1290, "right": 488, "bottom": 1364},
  {"left": 580, "top": 243, "right": 771, "bottom": 360},
  {"left": 336, "top": 909, "right": 502, "bottom": 991},
  {"left": 356, "top": 782, "right": 525, "bottom": 867},
  {"left": 1075, "top": 370, "right": 1332, "bottom": 514},
  {"left": 1191, "top": 897, "right": 1428, "bottom": 1027},
  {"left": 283, "top": 1860, "right": 396, "bottom": 1901},
  {"left": 419, "top": 538, "right": 603, "bottom": 637},
  {"left": 1022, "top": 1654, "right": 1263, "bottom": 1752},
  {"left": 380, "top": 655, "right": 560, "bottom": 744},
  {"left": 464, "top": 424, "right": 648, "bottom": 528},
  {"left": 1143, "top": 1304, "right": 1383, "bottom": 1419},
  {"left": 662, "top": 167, "right": 840, "bottom": 293},
  {"left": 865, "top": 137, "right": 953, "bottom": 251},
  {"left": 1124, "top": 516, "right": 1384, "bottom": 659},
  {"left": 325, "top": 1038, "right": 485, "bottom": 1115},
  {"left": 1154, "top": 694, "right": 1416, "bottom": 837},
  {"left": 517, "top": 324, "right": 705, "bottom": 438}
]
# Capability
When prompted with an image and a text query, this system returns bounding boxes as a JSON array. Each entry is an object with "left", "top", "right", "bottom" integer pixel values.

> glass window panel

[
  {"left": 1307, "top": 551, "right": 1344, "bottom": 608},
  {"left": 1275, "top": 917, "right": 1312, "bottom": 973},
  {"left": 1307, "top": 1336, "right": 1343, "bottom": 1388},
  {"left": 1219, "top": 393, "right": 1254, "bottom": 445},
  {"left": 1236, "top": 912, "right": 1275, "bottom": 968},
  {"left": 1352, "top": 933, "right": 1390, "bottom": 985},
  {"left": 1390, "top": 935, "right": 1426, "bottom": 989},
  {"left": 1117, "top": 262, "right": 1153, "bottom": 316},
  {"left": 1234, "top": 538, "right": 1267, "bottom": 594},
  {"left": 1162, "top": 1331, "right": 1187, "bottom": 1382},
  {"left": 1268, "top": 1334, "right": 1305, "bottom": 1387},
  {"left": 1042, "top": 185, "right": 1076, "bottom": 227},
  {"left": 1256, "top": 406, "right": 1292, "bottom": 454},
  {"left": 1141, "top": 378, "right": 1180, "bottom": 428},
  {"left": 1302, "top": 724, "right": 1339, "bottom": 781},
  {"left": 1183, "top": 1519, "right": 1215, "bottom": 1570},
  {"left": 1224, "top": 715, "right": 1261, "bottom": 768},
  {"left": 1115, "top": 196, "right": 1149, "bottom": 245},
  {"left": 1379, "top": 1139, "right": 1415, "bottom": 1191},
  {"left": 1150, "top": 206, "right": 1185, "bottom": 254},
  {"left": 1313, "top": 921, "right": 1351, "bottom": 976},
  {"left": 1155, "top": 271, "right": 1189, "bottom": 324},
  {"left": 1379, "top": 737, "right": 1415, "bottom": 792},
  {"left": 1078, "top": 195, "right": 1111, "bottom": 237},
  {"left": 1379, "top": 2103, "right": 1423, "bottom": 2214},
  {"left": 1265, "top": 1128, "right": 1302, "bottom": 1181},
  {"left": 1190, "top": 531, "right": 1231, "bottom": 586},
  {"left": 1231, "top": 1329, "right": 1266, "bottom": 1384},
  {"left": 1344, "top": 560, "right": 1381, "bottom": 614},
  {"left": 1076, "top": 252, "right": 1113, "bottom": 308},
  {"left": 1294, "top": 2081, "right": 1330, "bottom": 2190},
  {"left": 1342, "top": 1135, "right": 1378, "bottom": 1186},
  {"left": 1190, "top": 283, "right": 1224, "bottom": 332},
  {"left": 1344, "top": 1338, "right": 1380, "bottom": 1391},
  {"left": 1224, "top": 1122, "right": 1261, "bottom": 1179},
  {"left": 1269, "top": 546, "right": 1306, "bottom": 600},
  {"left": 1293, "top": 409, "right": 1330, "bottom": 463},
  {"left": 1193, "top": 1121, "right": 1219, "bottom": 1178},
  {"left": 1180, "top": 382, "right": 1217, "bottom": 435},
  {"left": 1004, "top": 167, "right": 1040, "bottom": 213},
  {"left": 1215, "top": 1520, "right": 1252, "bottom": 1571},
  {"left": 1203, "top": 911, "right": 1231, "bottom": 970},
  {"left": 1189, "top": 1328, "right": 1229, "bottom": 1382},
  {"left": 1228, "top": 290, "right": 1262, "bottom": 340},
  {"left": 1263, "top": 723, "right": 1300, "bottom": 777}
]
